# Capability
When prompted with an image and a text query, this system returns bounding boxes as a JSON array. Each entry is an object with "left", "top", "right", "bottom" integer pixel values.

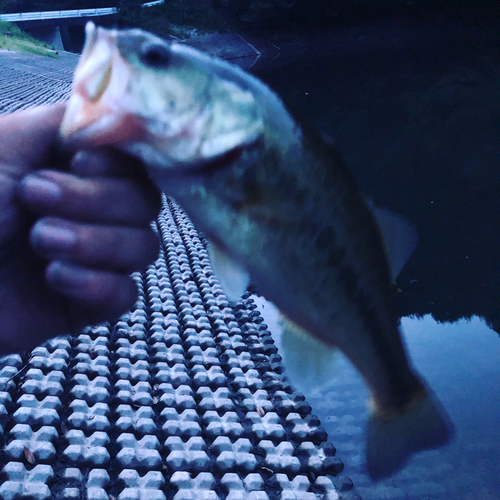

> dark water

[
  {"left": 249, "top": 11, "right": 500, "bottom": 500},
  {"left": 252, "top": 20, "right": 500, "bottom": 331},
  {"left": 255, "top": 297, "right": 499, "bottom": 499}
]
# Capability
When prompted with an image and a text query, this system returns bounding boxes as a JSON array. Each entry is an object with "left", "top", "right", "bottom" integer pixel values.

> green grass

[{"left": 0, "top": 21, "right": 59, "bottom": 57}]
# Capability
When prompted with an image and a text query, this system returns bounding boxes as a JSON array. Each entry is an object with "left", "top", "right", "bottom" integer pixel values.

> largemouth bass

[{"left": 60, "top": 22, "right": 453, "bottom": 479}]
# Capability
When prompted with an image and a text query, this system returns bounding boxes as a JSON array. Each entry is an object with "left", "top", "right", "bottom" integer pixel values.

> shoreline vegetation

[
  {"left": 0, "top": 21, "right": 59, "bottom": 57},
  {"left": 0, "top": 0, "right": 496, "bottom": 60},
  {"left": 113, "top": 0, "right": 500, "bottom": 48}
]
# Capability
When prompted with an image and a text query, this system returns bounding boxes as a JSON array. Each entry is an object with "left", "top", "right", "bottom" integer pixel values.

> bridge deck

[{"left": 0, "top": 0, "right": 163, "bottom": 23}]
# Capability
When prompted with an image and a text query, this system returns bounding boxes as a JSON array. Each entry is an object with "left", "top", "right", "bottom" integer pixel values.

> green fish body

[{"left": 60, "top": 22, "right": 454, "bottom": 479}]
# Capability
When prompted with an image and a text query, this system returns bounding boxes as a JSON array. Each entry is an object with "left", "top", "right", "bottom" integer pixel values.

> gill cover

[{"left": 60, "top": 22, "right": 264, "bottom": 167}]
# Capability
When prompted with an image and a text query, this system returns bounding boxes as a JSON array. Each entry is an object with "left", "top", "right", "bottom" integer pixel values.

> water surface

[
  {"left": 254, "top": 296, "right": 500, "bottom": 499},
  {"left": 249, "top": 15, "right": 499, "bottom": 498}
]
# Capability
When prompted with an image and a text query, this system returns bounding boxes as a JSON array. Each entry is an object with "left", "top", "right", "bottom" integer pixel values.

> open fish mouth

[{"left": 60, "top": 22, "right": 145, "bottom": 146}]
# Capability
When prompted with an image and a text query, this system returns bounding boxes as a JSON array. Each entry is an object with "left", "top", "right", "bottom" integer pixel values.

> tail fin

[{"left": 366, "top": 386, "right": 454, "bottom": 480}]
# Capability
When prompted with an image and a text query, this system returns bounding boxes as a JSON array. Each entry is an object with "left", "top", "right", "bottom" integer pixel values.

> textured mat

[
  {"left": 0, "top": 196, "right": 359, "bottom": 499},
  {"left": 0, "top": 49, "right": 361, "bottom": 499},
  {"left": 0, "top": 51, "right": 75, "bottom": 113}
]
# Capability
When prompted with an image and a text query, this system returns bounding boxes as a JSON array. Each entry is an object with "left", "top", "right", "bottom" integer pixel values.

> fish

[{"left": 60, "top": 21, "right": 454, "bottom": 479}]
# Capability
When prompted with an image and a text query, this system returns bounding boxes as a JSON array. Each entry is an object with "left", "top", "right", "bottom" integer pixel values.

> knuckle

[
  {"left": 60, "top": 175, "right": 103, "bottom": 217},
  {"left": 71, "top": 224, "right": 114, "bottom": 266}
]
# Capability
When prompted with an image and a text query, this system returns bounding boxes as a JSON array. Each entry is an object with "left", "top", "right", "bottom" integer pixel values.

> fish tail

[{"left": 366, "top": 384, "right": 454, "bottom": 480}]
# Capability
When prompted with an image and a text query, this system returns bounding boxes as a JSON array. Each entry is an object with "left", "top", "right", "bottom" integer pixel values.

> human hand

[{"left": 0, "top": 104, "right": 161, "bottom": 355}]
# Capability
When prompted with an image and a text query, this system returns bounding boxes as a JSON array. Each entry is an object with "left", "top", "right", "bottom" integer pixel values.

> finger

[
  {"left": 0, "top": 164, "right": 25, "bottom": 244},
  {"left": 45, "top": 260, "right": 139, "bottom": 320},
  {"left": 0, "top": 104, "right": 66, "bottom": 170},
  {"left": 70, "top": 147, "right": 146, "bottom": 178},
  {"left": 19, "top": 169, "right": 161, "bottom": 226},
  {"left": 30, "top": 217, "right": 159, "bottom": 272}
]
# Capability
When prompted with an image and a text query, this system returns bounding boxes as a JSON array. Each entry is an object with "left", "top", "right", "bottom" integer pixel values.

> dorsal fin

[
  {"left": 370, "top": 205, "right": 419, "bottom": 282},
  {"left": 207, "top": 240, "right": 250, "bottom": 302}
]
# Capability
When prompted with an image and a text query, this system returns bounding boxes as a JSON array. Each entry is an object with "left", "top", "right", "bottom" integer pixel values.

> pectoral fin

[{"left": 207, "top": 240, "right": 250, "bottom": 302}]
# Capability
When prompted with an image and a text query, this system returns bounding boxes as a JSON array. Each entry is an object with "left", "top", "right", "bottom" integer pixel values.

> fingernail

[
  {"left": 22, "top": 176, "right": 62, "bottom": 204},
  {"left": 49, "top": 261, "right": 95, "bottom": 288},
  {"left": 72, "top": 150, "right": 92, "bottom": 167},
  {"left": 71, "top": 150, "right": 100, "bottom": 176},
  {"left": 32, "top": 222, "right": 76, "bottom": 252}
]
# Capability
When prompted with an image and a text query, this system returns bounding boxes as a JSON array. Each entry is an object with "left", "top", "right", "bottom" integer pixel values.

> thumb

[{"left": 0, "top": 103, "right": 67, "bottom": 171}]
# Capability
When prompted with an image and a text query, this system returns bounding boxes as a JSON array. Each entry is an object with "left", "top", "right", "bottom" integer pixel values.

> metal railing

[
  {"left": 0, "top": 8, "right": 116, "bottom": 22},
  {"left": 142, "top": 0, "right": 164, "bottom": 6},
  {"left": 0, "top": 0, "right": 164, "bottom": 23}
]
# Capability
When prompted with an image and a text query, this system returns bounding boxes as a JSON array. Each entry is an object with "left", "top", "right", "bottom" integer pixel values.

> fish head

[{"left": 60, "top": 22, "right": 264, "bottom": 172}]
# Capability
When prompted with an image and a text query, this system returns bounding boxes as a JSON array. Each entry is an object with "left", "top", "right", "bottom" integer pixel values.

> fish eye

[{"left": 139, "top": 41, "right": 171, "bottom": 68}]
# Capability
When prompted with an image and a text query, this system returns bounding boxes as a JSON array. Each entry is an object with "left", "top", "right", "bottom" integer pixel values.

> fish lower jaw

[
  {"left": 130, "top": 139, "right": 249, "bottom": 178},
  {"left": 124, "top": 142, "right": 178, "bottom": 170}
]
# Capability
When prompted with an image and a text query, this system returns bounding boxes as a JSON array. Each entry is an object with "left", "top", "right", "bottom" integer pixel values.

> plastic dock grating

[{"left": 0, "top": 50, "right": 360, "bottom": 499}]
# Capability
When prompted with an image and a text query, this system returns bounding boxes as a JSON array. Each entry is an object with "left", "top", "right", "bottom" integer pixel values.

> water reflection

[
  {"left": 251, "top": 29, "right": 500, "bottom": 333},
  {"left": 252, "top": 295, "right": 500, "bottom": 500}
]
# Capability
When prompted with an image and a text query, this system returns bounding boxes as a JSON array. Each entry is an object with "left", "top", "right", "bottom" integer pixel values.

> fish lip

[
  {"left": 60, "top": 24, "right": 132, "bottom": 142},
  {"left": 83, "top": 57, "right": 113, "bottom": 103},
  {"left": 76, "top": 25, "right": 116, "bottom": 103},
  {"left": 62, "top": 112, "right": 147, "bottom": 151}
]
